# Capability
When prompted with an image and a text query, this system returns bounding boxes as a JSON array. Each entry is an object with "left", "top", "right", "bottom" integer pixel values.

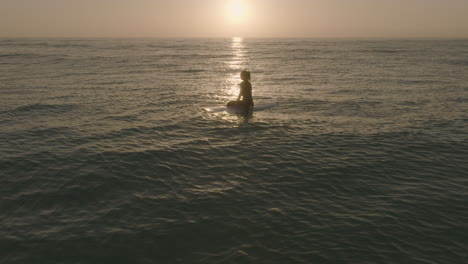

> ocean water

[{"left": 1, "top": 38, "right": 467, "bottom": 263}]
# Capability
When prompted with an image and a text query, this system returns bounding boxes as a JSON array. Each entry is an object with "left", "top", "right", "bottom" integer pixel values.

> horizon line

[{"left": 1, "top": 36, "right": 468, "bottom": 40}]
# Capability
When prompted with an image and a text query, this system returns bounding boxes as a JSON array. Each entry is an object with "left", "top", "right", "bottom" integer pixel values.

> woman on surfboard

[{"left": 227, "top": 70, "right": 254, "bottom": 112}]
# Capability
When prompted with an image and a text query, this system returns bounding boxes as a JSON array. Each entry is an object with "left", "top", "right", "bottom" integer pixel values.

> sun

[{"left": 226, "top": 0, "right": 248, "bottom": 23}]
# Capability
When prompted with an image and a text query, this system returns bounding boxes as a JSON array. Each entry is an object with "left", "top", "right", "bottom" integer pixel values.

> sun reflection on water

[
  {"left": 212, "top": 37, "right": 253, "bottom": 124},
  {"left": 229, "top": 37, "right": 247, "bottom": 70},
  {"left": 224, "top": 37, "right": 250, "bottom": 98}
]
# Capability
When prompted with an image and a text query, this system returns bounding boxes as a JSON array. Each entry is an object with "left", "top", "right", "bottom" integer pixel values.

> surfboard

[{"left": 204, "top": 102, "right": 278, "bottom": 113}]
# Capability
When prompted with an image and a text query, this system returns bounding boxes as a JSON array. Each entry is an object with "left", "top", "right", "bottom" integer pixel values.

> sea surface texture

[{"left": 1, "top": 38, "right": 467, "bottom": 263}]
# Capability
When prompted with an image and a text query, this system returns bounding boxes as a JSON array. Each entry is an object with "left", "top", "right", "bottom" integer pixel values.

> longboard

[{"left": 204, "top": 102, "right": 278, "bottom": 113}]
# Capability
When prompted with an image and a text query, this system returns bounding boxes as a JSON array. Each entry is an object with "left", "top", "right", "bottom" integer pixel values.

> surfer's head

[{"left": 241, "top": 70, "right": 251, "bottom": 81}]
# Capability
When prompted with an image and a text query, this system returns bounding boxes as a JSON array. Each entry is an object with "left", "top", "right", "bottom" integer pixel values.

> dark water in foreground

[{"left": 1, "top": 38, "right": 467, "bottom": 263}]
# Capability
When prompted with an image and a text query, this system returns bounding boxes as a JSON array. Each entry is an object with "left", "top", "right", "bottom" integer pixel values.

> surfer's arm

[
  {"left": 237, "top": 87, "right": 242, "bottom": 101},
  {"left": 237, "top": 83, "right": 244, "bottom": 101}
]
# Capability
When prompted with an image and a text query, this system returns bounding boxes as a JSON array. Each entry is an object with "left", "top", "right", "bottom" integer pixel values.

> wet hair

[{"left": 240, "top": 70, "right": 251, "bottom": 81}]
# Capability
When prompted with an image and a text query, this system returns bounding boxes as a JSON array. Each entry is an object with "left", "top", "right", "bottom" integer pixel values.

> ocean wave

[
  {"left": 360, "top": 49, "right": 407, "bottom": 54},
  {"left": 398, "top": 79, "right": 442, "bottom": 85},
  {"left": 48, "top": 43, "right": 91, "bottom": 49},
  {"left": 0, "top": 53, "right": 41, "bottom": 59},
  {"left": 447, "top": 59, "right": 468, "bottom": 67},
  {"left": 0, "top": 41, "right": 49, "bottom": 47},
  {"left": 0, "top": 41, "right": 90, "bottom": 49},
  {"left": 4, "top": 103, "right": 76, "bottom": 115},
  {"left": 175, "top": 69, "right": 206, "bottom": 73},
  {"left": 0, "top": 53, "right": 72, "bottom": 66},
  {"left": 103, "top": 114, "right": 140, "bottom": 122}
]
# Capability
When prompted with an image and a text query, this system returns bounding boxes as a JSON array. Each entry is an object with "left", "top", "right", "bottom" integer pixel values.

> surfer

[{"left": 227, "top": 70, "right": 254, "bottom": 112}]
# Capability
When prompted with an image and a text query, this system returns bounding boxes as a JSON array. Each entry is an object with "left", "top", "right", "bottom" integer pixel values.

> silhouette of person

[{"left": 227, "top": 70, "right": 254, "bottom": 113}]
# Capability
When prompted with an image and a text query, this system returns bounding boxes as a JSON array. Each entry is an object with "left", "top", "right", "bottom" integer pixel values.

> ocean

[{"left": 1, "top": 38, "right": 467, "bottom": 263}]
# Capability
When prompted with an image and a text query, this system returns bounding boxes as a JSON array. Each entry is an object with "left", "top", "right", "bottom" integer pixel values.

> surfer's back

[{"left": 240, "top": 80, "right": 253, "bottom": 104}]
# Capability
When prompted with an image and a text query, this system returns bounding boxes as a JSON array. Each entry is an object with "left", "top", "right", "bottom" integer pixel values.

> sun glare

[{"left": 226, "top": 0, "right": 248, "bottom": 23}]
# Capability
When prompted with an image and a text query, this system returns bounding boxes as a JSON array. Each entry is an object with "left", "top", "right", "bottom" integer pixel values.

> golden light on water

[
  {"left": 216, "top": 37, "right": 250, "bottom": 123},
  {"left": 230, "top": 37, "right": 246, "bottom": 70},
  {"left": 224, "top": 37, "right": 249, "bottom": 97}
]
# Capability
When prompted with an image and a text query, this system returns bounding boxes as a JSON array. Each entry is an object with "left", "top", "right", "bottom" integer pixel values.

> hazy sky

[{"left": 1, "top": 0, "right": 468, "bottom": 38}]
